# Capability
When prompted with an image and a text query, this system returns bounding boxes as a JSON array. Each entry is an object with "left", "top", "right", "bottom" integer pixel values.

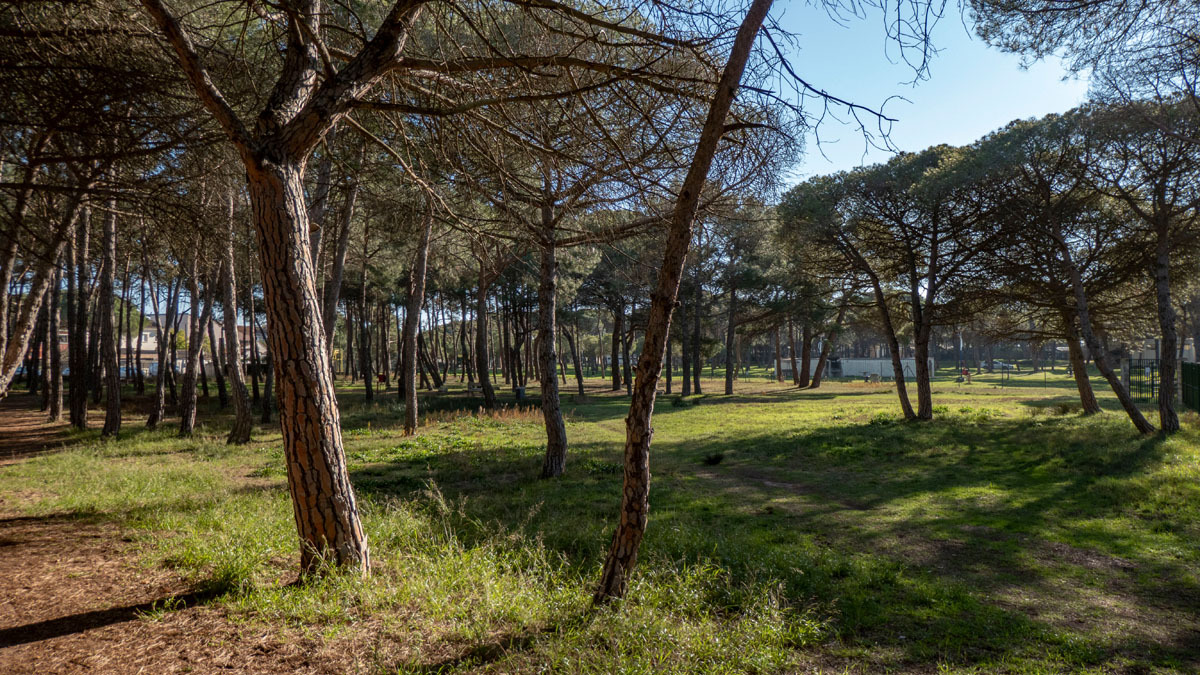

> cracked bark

[{"left": 594, "top": 0, "right": 773, "bottom": 602}]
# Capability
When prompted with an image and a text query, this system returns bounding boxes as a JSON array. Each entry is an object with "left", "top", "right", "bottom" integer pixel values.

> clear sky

[{"left": 770, "top": 2, "right": 1090, "bottom": 184}]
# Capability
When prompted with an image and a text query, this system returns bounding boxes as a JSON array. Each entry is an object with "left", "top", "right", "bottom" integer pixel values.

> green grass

[{"left": 2, "top": 369, "right": 1198, "bottom": 673}]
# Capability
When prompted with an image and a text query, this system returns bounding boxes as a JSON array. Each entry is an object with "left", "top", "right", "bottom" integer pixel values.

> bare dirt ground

[
  {"left": 0, "top": 395, "right": 71, "bottom": 465},
  {"left": 0, "top": 396, "right": 369, "bottom": 674}
]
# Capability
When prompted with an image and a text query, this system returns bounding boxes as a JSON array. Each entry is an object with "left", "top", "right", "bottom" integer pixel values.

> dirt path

[
  {"left": 0, "top": 400, "right": 362, "bottom": 674},
  {"left": 0, "top": 394, "right": 72, "bottom": 464}
]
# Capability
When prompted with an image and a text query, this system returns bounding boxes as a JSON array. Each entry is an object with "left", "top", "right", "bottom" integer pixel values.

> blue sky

[{"left": 770, "top": 2, "right": 1090, "bottom": 183}]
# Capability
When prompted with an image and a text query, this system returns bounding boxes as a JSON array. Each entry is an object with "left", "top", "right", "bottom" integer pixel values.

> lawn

[{"left": 2, "top": 369, "right": 1198, "bottom": 673}]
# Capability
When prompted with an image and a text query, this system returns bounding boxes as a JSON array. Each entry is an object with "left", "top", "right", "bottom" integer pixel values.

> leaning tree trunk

[
  {"left": 402, "top": 204, "right": 432, "bottom": 435},
  {"left": 99, "top": 203, "right": 121, "bottom": 438},
  {"left": 536, "top": 215, "right": 569, "bottom": 479},
  {"left": 246, "top": 158, "right": 368, "bottom": 573},
  {"left": 595, "top": 0, "right": 772, "bottom": 602},
  {"left": 221, "top": 200, "right": 252, "bottom": 444},
  {"left": 1062, "top": 310, "right": 1101, "bottom": 415},
  {"left": 1058, "top": 232, "right": 1155, "bottom": 434},
  {"left": 867, "top": 275, "right": 915, "bottom": 418},
  {"left": 0, "top": 202, "right": 76, "bottom": 397},
  {"left": 809, "top": 304, "right": 847, "bottom": 390}
]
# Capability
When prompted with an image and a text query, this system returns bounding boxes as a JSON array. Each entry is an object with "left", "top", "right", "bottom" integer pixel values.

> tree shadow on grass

[
  {"left": 390, "top": 616, "right": 589, "bottom": 674},
  {"left": 347, "top": 411, "right": 1199, "bottom": 670}
]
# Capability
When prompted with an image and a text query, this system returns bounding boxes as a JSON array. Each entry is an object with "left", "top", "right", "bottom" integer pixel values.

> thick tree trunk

[
  {"left": 536, "top": 218, "right": 568, "bottom": 479},
  {"left": 913, "top": 324, "right": 933, "bottom": 420},
  {"left": 403, "top": 206, "right": 432, "bottom": 435},
  {"left": 594, "top": 0, "right": 772, "bottom": 602},
  {"left": 136, "top": 0, "right": 424, "bottom": 576},
  {"left": 246, "top": 158, "right": 368, "bottom": 573},
  {"left": 1062, "top": 311, "right": 1101, "bottom": 414},
  {"left": 100, "top": 205, "right": 121, "bottom": 437}
]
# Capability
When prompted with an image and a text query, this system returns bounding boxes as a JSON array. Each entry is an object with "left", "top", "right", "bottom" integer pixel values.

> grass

[{"left": 2, "top": 368, "right": 1198, "bottom": 673}]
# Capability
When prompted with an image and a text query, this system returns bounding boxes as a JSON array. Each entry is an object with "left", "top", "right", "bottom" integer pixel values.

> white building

[{"left": 830, "top": 357, "right": 936, "bottom": 380}]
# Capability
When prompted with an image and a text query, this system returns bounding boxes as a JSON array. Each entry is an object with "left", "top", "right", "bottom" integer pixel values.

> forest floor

[{"left": 0, "top": 370, "right": 1197, "bottom": 673}]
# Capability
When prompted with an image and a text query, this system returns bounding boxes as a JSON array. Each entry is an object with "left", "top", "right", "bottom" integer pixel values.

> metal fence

[
  {"left": 1126, "top": 359, "right": 1161, "bottom": 403},
  {"left": 1183, "top": 362, "right": 1200, "bottom": 411}
]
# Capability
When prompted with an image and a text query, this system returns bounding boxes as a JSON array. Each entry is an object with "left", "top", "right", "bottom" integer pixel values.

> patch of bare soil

[
  {"left": 0, "top": 394, "right": 72, "bottom": 464},
  {"left": 0, "top": 400, "right": 402, "bottom": 674},
  {"left": 0, "top": 514, "right": 375, "bottom": 674}
]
